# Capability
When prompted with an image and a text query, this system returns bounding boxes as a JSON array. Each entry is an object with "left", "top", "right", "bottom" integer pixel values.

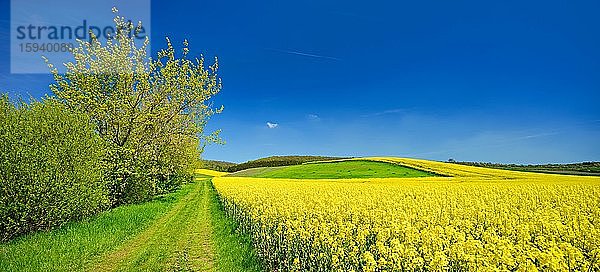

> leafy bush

[
  {"left": 0, "top": 96, "right": 109, "bottom": 242},
  {"left": 0, "top": 10, "right": 225, "bottom": 242}
]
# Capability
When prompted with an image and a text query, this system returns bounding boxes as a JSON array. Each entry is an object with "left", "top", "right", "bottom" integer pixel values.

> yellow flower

[{"left": 212, "top": 157, "right": 600, "bottom": 271}]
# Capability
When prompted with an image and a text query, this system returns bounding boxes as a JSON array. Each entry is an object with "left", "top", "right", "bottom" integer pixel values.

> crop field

[
  {"left": 3, "top": 157, "right": 599, "bottom": 271},
  {"left": 244, "top": 160, "right": 436, "bottom": 179},
  {"left": 213, "top": 157, "right": 600, "bottom": 271}
]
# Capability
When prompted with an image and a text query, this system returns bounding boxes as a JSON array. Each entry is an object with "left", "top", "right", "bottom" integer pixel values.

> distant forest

[
  {"left": 201, "top": 156, "right": 347, "bottom": 172},
  {"left": 450, "top": 161, "right": 600, "bottom": 176}
]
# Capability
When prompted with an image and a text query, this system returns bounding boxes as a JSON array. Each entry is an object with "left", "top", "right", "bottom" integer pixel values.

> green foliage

[
  {"left": 227, "top": 156, "right": 346, "bottom": 172},
  {"left": 45, "top": 11, "right": 223, "bottom": 205},
  {"left": 0, "top": 95, "right": 108, "bottom": 242},
  {"left": 200, "top": 160, "right": 238, "bottom": 172}
]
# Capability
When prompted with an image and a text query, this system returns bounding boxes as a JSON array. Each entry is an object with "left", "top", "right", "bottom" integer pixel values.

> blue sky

[{"left": 1, "top": 0, "right": 599, "bottom": 164}]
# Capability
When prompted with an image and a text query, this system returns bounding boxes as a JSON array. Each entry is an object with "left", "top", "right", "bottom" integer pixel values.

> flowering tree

[{"left": 45, "top": 9, "right": 223, "bottom": 205}]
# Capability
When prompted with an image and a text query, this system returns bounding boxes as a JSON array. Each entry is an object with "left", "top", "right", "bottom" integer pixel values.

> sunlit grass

[
  {"left": 0, "top": 184, "right": 192, "bottom": 272},
  {"left": 253, "top": 160, "right": 436, "bottom": 179},
  {"left": 0, "top": 177, "right": 261, "bottom": 272}
]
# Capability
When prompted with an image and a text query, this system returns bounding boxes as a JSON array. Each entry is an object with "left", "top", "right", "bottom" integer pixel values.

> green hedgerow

[{"left": 0, "top": 95, "right": 109, "bottom": 242}]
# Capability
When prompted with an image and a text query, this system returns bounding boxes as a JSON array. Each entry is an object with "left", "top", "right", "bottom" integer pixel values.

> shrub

[{"left": 0, "top": 96, "right": 109, "bottom": 241}]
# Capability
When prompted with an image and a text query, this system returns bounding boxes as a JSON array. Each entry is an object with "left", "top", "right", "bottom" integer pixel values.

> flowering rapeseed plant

[{"left": 213, "top": 157, "right": 600, "bottom": 271}]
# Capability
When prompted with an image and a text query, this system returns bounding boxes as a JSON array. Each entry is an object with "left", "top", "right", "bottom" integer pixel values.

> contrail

[
  {"left": 360, "top": 108, "right": 408, "bottom": 118},
  {"left": 267, "top": 48, "right": 341, "bottom": 61}
]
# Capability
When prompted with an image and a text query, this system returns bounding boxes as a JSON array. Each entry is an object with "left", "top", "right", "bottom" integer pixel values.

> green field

[
  {"left": 252, "top": 160, "right": 436, "bottom": 179},
  {"left": 0, "top": 176, "right": 260, "bottom": 272}
]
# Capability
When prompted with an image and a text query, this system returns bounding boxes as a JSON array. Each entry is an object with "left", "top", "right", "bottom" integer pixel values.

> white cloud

[
  {"left": 266, "top": 122, "right": 279, "bottom": 129},
  {"left": 307, "top": 114, "right": 320, "bottom": 121}
]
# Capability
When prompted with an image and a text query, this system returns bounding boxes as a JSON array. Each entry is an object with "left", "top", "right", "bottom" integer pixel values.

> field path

[{"left": 91, "top": 178, "right": 216, "bottom": 272}]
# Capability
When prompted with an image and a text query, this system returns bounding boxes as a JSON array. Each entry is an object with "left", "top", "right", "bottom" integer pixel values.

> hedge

[{"left": 0, "top": 96, "right": 109, "bottom": 241}]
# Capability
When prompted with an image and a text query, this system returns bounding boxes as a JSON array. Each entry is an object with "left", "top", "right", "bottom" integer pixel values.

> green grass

[
  {"left": 208, "top": 180, "right": 262, "bottom": 272},
  {"left": 0, "top": 177, "right": 262, "bottom": 272},
  {"left": 253, "top": 160, "right": 436, "bottom": 179},
  {"left": 0, "top": 181, "right": 192, "bottom": 272}
]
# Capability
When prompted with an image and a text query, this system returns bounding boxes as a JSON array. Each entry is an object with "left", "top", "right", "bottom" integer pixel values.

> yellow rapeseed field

[
  {"left": 212, "top": 157, "right": 600, "bottom": 271},
  {"left": 195, "top": 169, "right": 228, "bottom": 177}
]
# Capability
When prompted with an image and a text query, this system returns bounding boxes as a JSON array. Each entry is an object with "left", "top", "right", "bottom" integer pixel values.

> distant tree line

[
  {"left": 203, "top": 156, "right": 348, "bottom": 173},
  {"left": 449, "top": 160, "right": 600, "bottom": 176},
  {"left": 200, "top": 160, "right": 238, "bottom": 172},
  {"left": 0, "top": 12, "right": 222, "bottom": 241}
]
